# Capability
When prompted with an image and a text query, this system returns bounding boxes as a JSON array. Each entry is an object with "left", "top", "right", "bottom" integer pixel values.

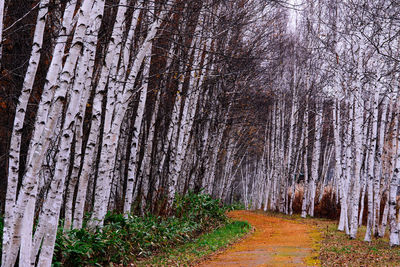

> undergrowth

[
  {"left": 136, "top": 220, "right": 251, "bottom": 266},
  {"left": 225, "top": 201, "right": 246, "bottom": 211},
  {"left": 53, "top": 192, "right": 233, "bottom": 266}
]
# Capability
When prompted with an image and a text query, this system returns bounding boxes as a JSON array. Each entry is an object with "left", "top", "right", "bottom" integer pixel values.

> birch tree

[{"left": 3, "top": 1, "right": 50, "bottom": 264}]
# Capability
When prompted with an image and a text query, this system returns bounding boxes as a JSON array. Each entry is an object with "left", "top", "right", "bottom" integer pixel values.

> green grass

[
  {"left": 54, "top": 193, "right": 228, "bottom": 266},
  {"left": 135, "top": 220, "right": 251, "bottom": 266},
  {"left": 53, "top": 193, "right": 246, "bottom": 266}
]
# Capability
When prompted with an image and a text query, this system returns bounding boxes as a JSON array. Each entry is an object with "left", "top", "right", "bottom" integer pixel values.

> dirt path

[{"left": 199, "top": 210, "right": 320, "bottom": 267}]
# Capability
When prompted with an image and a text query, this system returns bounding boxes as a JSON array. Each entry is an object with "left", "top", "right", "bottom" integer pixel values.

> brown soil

[{"left": 198, "top": 210, "right": 320, "bottom": 267}]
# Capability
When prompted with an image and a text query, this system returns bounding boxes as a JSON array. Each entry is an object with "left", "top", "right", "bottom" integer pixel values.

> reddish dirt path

[{"left": 199, "top": 210, "right": 319, "bottom": 267}]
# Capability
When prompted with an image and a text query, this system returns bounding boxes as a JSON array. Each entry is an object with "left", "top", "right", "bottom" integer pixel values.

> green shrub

[
  {"left": 175, "top": 191, "right": 227, "bottom": 224},
  {"left": 225, "top": 201, "right": 246, "bottom": 211},
  {"left": 54, "top": 192, "right": 228, "bottom": 266}
]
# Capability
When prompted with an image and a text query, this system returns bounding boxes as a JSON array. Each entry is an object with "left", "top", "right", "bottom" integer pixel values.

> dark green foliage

[
  {"left": 174, "top": 191, "right": 227, "bottom": 225},
  {"left": 53, "top": 193, "right": 228, "bottom": 266},
  {"left": 225, "top": 201, "right": 246, "bottom": 211}
]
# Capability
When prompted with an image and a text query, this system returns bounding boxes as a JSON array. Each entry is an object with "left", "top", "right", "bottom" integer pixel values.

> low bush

[
  {"left": 138, "top": 220, "right": 251, "bottom": 266},
  {"left": 174, "top": 191, "right": 227, "bottom": 225},
  {"left": 53, "top": 192, "right": 228, "bottom": 266},
  {"left": 225, "top": 201, "right": 246, "bottom": 211}
]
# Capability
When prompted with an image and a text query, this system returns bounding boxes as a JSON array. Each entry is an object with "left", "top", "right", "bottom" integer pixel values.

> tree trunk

[
  {"left": 4, "top": 1, "right": 49, "bottom": 264},
  {"left": 365, "top": 89, "right": 379, "bottom": 241},
  {"left": 301, "top": 98, "right": 309, "bottom": 218}
]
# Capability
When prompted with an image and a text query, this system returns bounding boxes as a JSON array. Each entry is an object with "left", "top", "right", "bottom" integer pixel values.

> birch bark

[
  {"left": 3, "top": 0, "right": 97, "bottom": 265},
  {"left": 378, "top": 94, "right": 395, "bottom": 237},
  {"left": 350, "top": 85, "right": 364, "bottom": 239},
  {"left": 33, "top": 2, "right": 105, "bottom": 265},
  {"left": 365, "top": 88, "right": 379, "bottom": 241},
  {"left": 220, "top": 137, "right": 235, "bottom": 201},
  {"left": 309, "top": 101, "right": 322, "bottom": 217},
  {"left": 301, "top": 98, "right": 309, "bottom": 218},
  {"left": 72, "top": 0, "right": 144, "bottom": 228},
  {"left": 388, "top": 96, "right": 400, "bottom": 246},
  {"left": 4, "top": 1, "right": 49, "bottom": 265},
  {"left": 92, "top": 0, "right": 174, "bottom": 225},
  {"left": 167, "top": 33, "right": 204, "bottom": 207},
  {"left": 373, "top": 95, "right": 389, "bottom": 235},
  {"left": 333, "top": 99, "right": 348, "bottom": 233},
  {"left": 116, "top": 47, "right": 151, "bottom": 217},
  {"left": 139, "top": 86, "right": 161, "bottom": 214}
]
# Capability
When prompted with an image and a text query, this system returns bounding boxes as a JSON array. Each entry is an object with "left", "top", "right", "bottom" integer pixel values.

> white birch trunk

[
  {"left": 139, "top": 90, "right": 160, "bottom": 213},
  {"left": 63, "top": 125, "right": 83, "bottom": 231},
  {"left": 350, "top": 82, "right": 364, "bottom": 238},
  {"left": 4, "top": 1, "right": 49, "bottom": 265},
  {"left": 92, "top": 0, "right": 173, "bottom": 224},
  {"left": 150, "top": 46, "right": 176, "bottom": 205},
  {"left": 333, "top": 99, "right": 346, "bottom": 232},
  {"left": 319, "top": 146, "right": 332, "bottom": 202},
  {"left": 34, "top": 2, "right": 105, "bottom": 265},
  {"left": 379, "top": 195, "right": 389, "bottom": 237},
  {"left": 378, "top": 93, "right": 396, "bottom": 238},
  {"left": 167, "top": 32, "right": 204, "bottom": 207},
  {"left": 153, "top": 90, "right": 181, "bottom": 201},
  {"left": 301, "top": 99, "right": 309, "bottom": 218},
  {"left": 206, "top": 102, "right": 231, "bottom": 195},
  {"left": 220, "top": 137, "right": 236, "bottom": 201},
  {"left": 63, "top": 16, "right": 100, "bottom": 230},
  {"left": 373, "top": 95, "right": 389, "bottom": 235},
  {"left": 264, "top": 110, "right": 274, "bottom": 211},
  {"left": 72, "top": 0, "right": 143, "bottom": 229},
  {"left": 365, "top": 89, "right": 379, "bottom": 241},
  {"left": 290, "top": 107, "right": 304, "bottom": 215},
  {"left": 388, "top": 102, "right": 400, "bottom": 246},
  {"left": 309, "top": 102, "right": 322, "bottom": 217},
  {"left": 62, "top": 0, "right": 104, "bottom": 229},
  {"left": 122, "top": 53, "right": 151, "bottom": 216},
  {"left": 89, "top": 0, "right": 130, "bottom": 225},
  {"left": 26, "top": 0, "right": 78, "bottom": 164},
  {"left": 3, "top": 0, "right": 98, "bottom": 266},
  {"left": 242, "top": 166, "right": 249, "bottom": 209}
]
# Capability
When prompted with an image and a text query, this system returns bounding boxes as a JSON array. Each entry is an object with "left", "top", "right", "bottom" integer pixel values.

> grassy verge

[
  {"left": 135, "top": 220, "right": 251, "bottom": 266},
  {"left": 53, "top": 193, "right": 246, "bottom": 266},
  {"left": 256, "top": 210, "right": 400, "bottom": 266}
]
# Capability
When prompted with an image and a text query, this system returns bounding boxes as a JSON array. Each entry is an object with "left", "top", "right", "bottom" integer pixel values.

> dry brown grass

[
  {"left": 292, "top": 185, "right": 340, "bottom": 220},
  {"left": 315, "top": 187, "right": 340, "bottom": 220}
]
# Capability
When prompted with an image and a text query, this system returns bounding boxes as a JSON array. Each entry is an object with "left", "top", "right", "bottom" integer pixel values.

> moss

[{"left": 304, "top": 227, "right": 322, "bottom": 266}]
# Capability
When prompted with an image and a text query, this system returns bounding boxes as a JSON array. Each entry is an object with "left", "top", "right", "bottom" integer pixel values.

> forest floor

[
  {"left": 198, "top": 210, "right": 320, "bottom": 266},
  {"left": 198, "top": 210, "right": 400, "bottom": 267},
  {"left": 256, "top": 211, "right": 400, "bottom": 266},
  {"left": 134, "top": 210, "right": 400, "bottom": 266}
]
